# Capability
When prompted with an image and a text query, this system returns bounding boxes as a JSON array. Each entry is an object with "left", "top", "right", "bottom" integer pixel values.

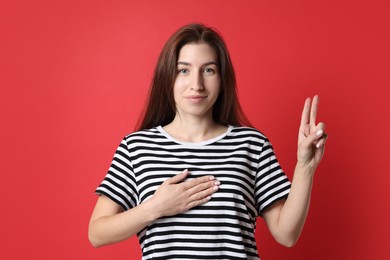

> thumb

[
  {"left": 304, "top": 129, "right": 324, "bottom": 148},
  {"left": 166, "top": 169, "right": 189, "bottom": 184}
]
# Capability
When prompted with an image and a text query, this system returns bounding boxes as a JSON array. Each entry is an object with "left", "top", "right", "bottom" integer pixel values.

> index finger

[
  {"left": 300, "top": 97, "right": 311, "bottom": 127},
  {"left": 183, "top": 175, "right": 215, "bottom": 190}
]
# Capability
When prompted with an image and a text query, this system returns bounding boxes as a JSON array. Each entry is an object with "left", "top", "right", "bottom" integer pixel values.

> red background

[{"left": 1, "top": 0, "right": 389, "bottom": 259}]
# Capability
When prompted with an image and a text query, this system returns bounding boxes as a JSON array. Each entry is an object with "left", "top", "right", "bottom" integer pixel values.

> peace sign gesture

[{"left": 297, "top": 95, "right": 328, "bottom": 170}]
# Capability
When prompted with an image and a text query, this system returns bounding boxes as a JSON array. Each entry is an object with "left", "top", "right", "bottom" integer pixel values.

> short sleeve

[
  {"left": 255, "top": 138, "right": 291, "bottom": 215},
  {"left": 95, "top": 137, "right": 138, "bottom": 211}
]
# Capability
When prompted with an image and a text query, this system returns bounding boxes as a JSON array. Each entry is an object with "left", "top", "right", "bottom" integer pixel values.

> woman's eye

[
  {"left": 178, "top": 69, "right": 188, "bottom": 74},
  {"left": 203, "top": 68, "right": 215, "bottom": 74}
]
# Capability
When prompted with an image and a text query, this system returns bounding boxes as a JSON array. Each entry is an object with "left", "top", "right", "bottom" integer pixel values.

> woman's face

[{"left": 173, "top": 42, "right": 221, "bottom": 120}]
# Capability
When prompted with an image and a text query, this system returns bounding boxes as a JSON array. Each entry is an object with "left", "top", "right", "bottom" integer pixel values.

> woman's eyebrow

[
  {"left": 177, "top": 61, "right": 217, "bottom": 66},
  {"left": 177, "top": 61, "right": 191, "bottom": 66}
]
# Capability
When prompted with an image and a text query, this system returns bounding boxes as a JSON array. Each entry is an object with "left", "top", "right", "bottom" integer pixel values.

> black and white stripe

[{"left": 96, "top": 126, "right": 291, "bottom": 259}]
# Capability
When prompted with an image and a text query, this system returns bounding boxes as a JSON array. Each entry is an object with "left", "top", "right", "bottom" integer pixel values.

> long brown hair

[{"left": 136, "top": 23, "right": 251, "bottom": 130}]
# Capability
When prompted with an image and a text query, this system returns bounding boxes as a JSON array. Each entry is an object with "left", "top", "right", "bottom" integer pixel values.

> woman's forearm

[
  {"left": 89, "top": 198, "right": 160, "bottom": 248},
  {"left": 273, "top": 163, "right": 315, "bottom": 246}
]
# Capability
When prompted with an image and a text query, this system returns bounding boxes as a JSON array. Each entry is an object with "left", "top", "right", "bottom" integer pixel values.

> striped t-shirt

[{"left": 96, "top": 125, "right": 291, "bottom": 260}]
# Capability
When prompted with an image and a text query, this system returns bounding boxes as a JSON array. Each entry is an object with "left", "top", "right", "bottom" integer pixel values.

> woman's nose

[{"left": 191, "top": 72, "right": 204, "bottom": 90}]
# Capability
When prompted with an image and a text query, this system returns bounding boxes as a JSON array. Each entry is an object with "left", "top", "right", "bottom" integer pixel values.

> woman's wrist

[
  {"left": 294, "top": 161, "right": 316, "bottom": 179},
  {"left": 140, "top": 197, "right": 163, "bottom": 224}
]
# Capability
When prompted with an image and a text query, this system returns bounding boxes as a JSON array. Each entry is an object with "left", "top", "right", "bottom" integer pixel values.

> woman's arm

[
  {"left": 263, "top": 95, "right": 327, "bottom": 247},
  {"left": 88, "top": 169, "right": 220, "bottom": 247}
]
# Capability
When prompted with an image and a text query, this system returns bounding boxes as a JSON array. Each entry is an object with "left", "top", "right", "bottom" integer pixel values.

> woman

[{"left": 89, "top": 23, "right": 327, "bottom": 259}]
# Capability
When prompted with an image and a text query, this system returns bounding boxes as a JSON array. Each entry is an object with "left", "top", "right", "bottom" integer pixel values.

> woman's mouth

[{"left": 185, "top": 95, "right": 207, "bottom": 104}]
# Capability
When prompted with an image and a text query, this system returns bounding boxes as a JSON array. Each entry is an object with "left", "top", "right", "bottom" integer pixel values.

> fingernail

[
  {"left": 214, "top": 181, "right": 221, "bottom": 186},
  {"left": 213, "top": 186, "right": 219, "bottom": 191},
  {"left": 209, "top": 176, "right": 215, "bottom": 180},
  {"left": 316, "top": 130, "right": 323, "bottom": 136}
]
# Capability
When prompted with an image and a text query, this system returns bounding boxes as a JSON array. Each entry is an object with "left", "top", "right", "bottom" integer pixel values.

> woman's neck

[{"left": 163, "top": 115, "right": 227, "bottom": 143}]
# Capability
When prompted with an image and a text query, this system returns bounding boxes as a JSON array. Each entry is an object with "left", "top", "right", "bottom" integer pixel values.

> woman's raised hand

[
  {"left": 151, "top": 169, "right": 220, "bottom": 218},
  {"left": 297, "top": 95, "right": 328, "bottom": 171}
]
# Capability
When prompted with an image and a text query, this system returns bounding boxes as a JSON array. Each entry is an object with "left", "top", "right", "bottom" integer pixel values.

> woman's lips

[{"left": 185, "top": 95, "right": 207, "bottom": 104}]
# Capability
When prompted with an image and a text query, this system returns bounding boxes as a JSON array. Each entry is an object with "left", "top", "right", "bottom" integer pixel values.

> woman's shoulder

[
  {"left": 230, "top": 125, "right": 268, "bottom": 140},
  {"left": 123, "top": 127, "right": 162, "bottom": 141}
]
